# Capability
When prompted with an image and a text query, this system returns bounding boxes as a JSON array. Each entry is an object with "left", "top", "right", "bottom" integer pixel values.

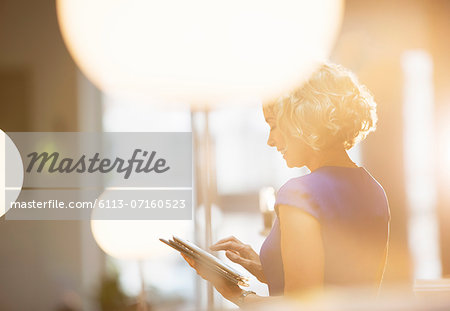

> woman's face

[{"left": 263, "top": 108, "right": 313, "bottom": 168}]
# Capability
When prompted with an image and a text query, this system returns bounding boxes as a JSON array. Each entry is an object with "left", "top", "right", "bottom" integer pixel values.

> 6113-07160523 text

[{"left": 10, "top": 199, "right": 186, "bottom": 209}]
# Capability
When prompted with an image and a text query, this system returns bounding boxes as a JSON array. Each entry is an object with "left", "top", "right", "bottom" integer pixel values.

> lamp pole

[
  {"left": 203, "top": 110, "right": 214, "bottom": 310},
  {"left": 192, "top": 109, "right": 215, "bottom": 310}
]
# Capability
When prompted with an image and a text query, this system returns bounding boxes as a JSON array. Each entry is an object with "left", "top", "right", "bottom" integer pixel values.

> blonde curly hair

[{"left": 264, "top": 63, "right": 377, "bottom": 151}]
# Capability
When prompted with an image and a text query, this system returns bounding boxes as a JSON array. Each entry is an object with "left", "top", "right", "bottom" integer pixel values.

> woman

[{"left": 181, "top": 63, "right": 390, "bottom": 307}]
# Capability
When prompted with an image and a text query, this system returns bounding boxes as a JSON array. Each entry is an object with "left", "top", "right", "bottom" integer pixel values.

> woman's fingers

[
  {"left": 210, "top": 241, "right": 247, "bottom": 253},
  {"left": 213, "top": 235, "right": 240, "bottom": 244},
  {"left": 226, "top": 251, "right": 267, "bottom": 284},
  {"left": 181, "top": 253, "right": 196, "bottom": 268},
  {"left": 210, "top": 241, "right": 238, "bottom": 251},
  {"left": 210, "top": 236, "right": 242, "bottom": 248},
  {"left": 181, "top": 254, "right": 206, "bottom": 276},
  {"left": 181, "top": 254, "right": 219, "bottom": 283},
  {"left": 225, "top": 250, "right": 252, "bottom": 267}
]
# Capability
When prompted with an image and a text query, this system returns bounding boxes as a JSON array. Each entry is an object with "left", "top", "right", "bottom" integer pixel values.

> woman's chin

[
  {"left": 285, "top": 158, "right": 305, "bottom": 169},
  {"left": 285, "top": 159, "right": 294, "bottom": 168}
]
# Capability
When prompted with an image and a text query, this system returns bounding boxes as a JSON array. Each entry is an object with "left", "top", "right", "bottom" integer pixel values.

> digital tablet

[{"left": 160, "top": 236, "right": 249, "bottom": 287}]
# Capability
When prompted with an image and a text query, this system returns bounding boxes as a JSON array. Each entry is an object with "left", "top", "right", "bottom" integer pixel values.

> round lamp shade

[
  {"left": 1, "top": 131, "right": 23, "bottom": 218},
  {"left": 91, "top": 218, "right": 192, "bottom": 260},
  {"left": 91, "top": 220, "right": 190, "bottom": 260},
  {"left": 90, "top": 189, "right": 192, "bottom": 260},
  {"left": 57, "top": 0, "right": 343, "bottom": 107}
]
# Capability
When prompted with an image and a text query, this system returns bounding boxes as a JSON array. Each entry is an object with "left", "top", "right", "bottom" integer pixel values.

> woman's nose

[{"left": 267, "top": 135, "right": 276, "bottom": 147}]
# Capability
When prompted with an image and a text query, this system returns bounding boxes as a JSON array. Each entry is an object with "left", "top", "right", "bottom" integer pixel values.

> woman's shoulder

[
  {"left": 277, "top": 167, "right": 339, "bottom": 195},
  {"left": 275, "top": 174, "right": 321, "bottom": 218},
  {"left": 275, "top": 166, "right": 388, "bottom": 219}
]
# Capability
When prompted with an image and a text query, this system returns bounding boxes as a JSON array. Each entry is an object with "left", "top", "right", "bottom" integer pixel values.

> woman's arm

[
  {"left": 278, "top": 204, "right": 324, "bottom": 297},
  {"left": 241, "top": 204, "right": 324, "bottom": 305},
  {"left": 180, "top": 204, "right": 324, "bottom": 307}
]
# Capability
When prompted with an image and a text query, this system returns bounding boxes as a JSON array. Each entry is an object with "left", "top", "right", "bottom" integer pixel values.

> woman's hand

[
  {"left": 180, "top": 253, "right": 244, "bottom": 304},
  {"left": 210, "top": 236, "right": 268, "bottom": 284}
]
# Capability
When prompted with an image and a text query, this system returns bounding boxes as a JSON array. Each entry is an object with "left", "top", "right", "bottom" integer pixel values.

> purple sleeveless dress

[{"left": 259, "top": 166, "right": 390, "bottom": 296}]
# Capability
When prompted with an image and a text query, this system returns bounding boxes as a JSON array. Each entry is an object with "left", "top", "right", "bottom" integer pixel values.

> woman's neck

[{"left": 307, "top": 148, "right": 357, "bottom": 172}]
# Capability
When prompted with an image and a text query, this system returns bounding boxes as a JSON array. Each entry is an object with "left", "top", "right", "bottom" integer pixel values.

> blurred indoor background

[{"left": 0, "top": 0, "right": 449, "bottom": 310}]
